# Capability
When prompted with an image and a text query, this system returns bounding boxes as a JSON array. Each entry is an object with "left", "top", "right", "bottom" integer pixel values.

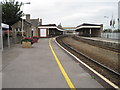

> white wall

[{"left": 40, "top": 29, "right": 47, "bottom": 37}]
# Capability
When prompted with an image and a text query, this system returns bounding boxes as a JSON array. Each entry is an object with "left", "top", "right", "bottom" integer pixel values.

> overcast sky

[{"left": 1, "top": 0, "right": 120, "bottom": 29}]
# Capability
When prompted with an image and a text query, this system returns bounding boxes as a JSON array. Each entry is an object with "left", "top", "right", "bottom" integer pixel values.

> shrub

[
  {"left": 21, "top": 37, "right": 34, "bottom": 44},
  {"left": 113, "top": 30, "right": 120, "bottom": 33},
  {"left": 32, "top": 36, "right": 40, "bottom": 43},
  {"left": 32, "top": 36, "right": 40, "bottom": 40},
  {"left": 31, "top": 38, "right": 37, "bottom": 43},
  {"left": 21, "top": 36, "right": 40, "bottom": 44}
]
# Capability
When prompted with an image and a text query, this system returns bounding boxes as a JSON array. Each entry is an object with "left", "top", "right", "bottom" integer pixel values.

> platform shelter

[
  {"left": 75, "top": 23, "right": 103, "bottom": 37},
  {"left": 38, "top": 24, "right": 64, "bottom": 38}
]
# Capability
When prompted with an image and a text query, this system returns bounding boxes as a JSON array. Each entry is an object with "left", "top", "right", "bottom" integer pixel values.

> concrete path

[{"left": 2, "top": 38, "right": 104, "bottom": 88}]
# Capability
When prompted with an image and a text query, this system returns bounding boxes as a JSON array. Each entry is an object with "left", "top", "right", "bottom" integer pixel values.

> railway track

[
  {"left": 56, "top": 35, "right": 120, "bottom": 88},
  {"left": 72, "top": 36, "right": 120, "bottom": 53}
]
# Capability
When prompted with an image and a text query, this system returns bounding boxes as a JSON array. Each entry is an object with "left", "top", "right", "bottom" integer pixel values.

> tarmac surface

[{"left": 2, "top": 38, "right": 104, "bottom": 88}]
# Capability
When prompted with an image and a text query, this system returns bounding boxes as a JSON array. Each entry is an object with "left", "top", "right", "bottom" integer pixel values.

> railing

[{"left": 101, "top": 33, "right": 120, "bottom": 39}]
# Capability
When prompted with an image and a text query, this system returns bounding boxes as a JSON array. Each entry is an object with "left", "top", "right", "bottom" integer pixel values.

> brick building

[{"left": 25, "top": 14, "right": 42, "bottom": 36}]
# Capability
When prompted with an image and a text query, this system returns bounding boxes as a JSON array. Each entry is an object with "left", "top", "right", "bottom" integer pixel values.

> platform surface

[
  {"left": 81, "top": 36, "right": 120, "bottom": 44},
  {"left": 2, "top": 38, "right": 103, "bottom": 88}
]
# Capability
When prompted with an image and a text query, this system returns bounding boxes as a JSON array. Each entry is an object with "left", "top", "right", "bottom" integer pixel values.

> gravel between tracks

[{"left": 63, "top": 36, "right": 119, "bottom": 73}]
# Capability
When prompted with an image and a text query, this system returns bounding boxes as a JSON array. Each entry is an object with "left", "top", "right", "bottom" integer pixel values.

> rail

[{"left": 56, "top": 35, "right": 120, "bottom": 87}]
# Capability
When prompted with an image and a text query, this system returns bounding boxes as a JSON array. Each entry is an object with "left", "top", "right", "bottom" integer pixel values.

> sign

[
  {"left": 1, "top": 23, "right": 9, "bottom": 29},
  {"left": 0, "top": 23, "right": 9, "bottom": 51}
]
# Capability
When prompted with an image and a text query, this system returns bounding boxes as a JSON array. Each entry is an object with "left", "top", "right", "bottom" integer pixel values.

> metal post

[
  {"left": 90, "top": 28, "right": 91, "bottom": 37},
  {"left": 7, "top": 30, "right": 10, "bottom": 48},
  {"left": 21, "top": 2, "right": 31, "bottom": 38},
  {"left": 22, "top": 18, "right": 24, "bottom": 37},
  {"left": 0, "top": 24, "right": 3, "bottom": 51},
  {"left": 15, "top": 29, "right": 17, "bottom": 43}
]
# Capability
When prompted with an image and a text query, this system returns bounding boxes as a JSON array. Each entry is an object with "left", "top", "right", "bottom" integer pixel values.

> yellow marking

[
  {"left": 49, "top": 39, "right": 76, "bottom": 90},
  {"left": 55, "top": 38, "right": 120, "bottom": 89}
]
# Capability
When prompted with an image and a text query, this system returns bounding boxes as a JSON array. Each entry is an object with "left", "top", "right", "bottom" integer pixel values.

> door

[{"left": 40, "top": 29, "right": 47, "bottom": 37}]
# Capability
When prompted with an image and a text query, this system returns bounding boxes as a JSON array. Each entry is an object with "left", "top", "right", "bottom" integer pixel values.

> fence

[{"left": 101, "top": 33, "right": 120, "bottom": 40}]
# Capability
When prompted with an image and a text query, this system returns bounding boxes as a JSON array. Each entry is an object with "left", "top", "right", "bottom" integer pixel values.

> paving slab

[
  {"left": 2, "top": 39, "right": 68, "bottom": 88},
  {"left": 51, "top": 38, "right": 104, "bottom": 88},
  {"left": 2, "top": 38, "right": 104, "bottom": 88}
]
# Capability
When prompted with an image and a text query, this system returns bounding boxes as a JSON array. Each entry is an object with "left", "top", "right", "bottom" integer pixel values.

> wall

[
  {"left": 91, "top": 28, "right": 101, "bottom": 37},
  {"left": 38, "top": 28, "right": 48, "bottom": 38}
]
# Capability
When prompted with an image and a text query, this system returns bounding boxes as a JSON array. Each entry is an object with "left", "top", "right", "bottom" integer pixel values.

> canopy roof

[
  {"left": 76, "top": 23, "right": 102, "bottom": 30},
  {"left": 38, "top": 24, "right": 64, "bottom": 31},
  {"left": 1, "top": 23, "right": 9, "bottom": 29}
]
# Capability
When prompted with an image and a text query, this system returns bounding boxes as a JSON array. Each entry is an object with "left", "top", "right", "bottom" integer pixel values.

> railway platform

[
  {"left": 81, "top": 36, "right": 119, "bottom": 44},
  {"left": 2, "top": 38, "right": 104, "bottom": 88},
  {"left": 75, "top": 36, "right": 119, "bottom": 50}
]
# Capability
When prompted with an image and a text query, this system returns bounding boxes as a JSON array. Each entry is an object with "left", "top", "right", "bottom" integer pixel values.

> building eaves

[
  {"left": 77, "top": 23, "right": 101, "bottom": 28},
  {"left": 39, "top": 24, "right": 56, "bottom": 26}
]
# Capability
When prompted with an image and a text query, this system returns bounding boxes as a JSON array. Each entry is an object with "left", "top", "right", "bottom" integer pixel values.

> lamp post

[
  {"left": 21, "top": 2, "right": 31, "bottom": 37},
  {"left": 104, "top": 16, "right": 109, "bottom": 29},
  {"left": 118, "top": 1, "right": 120, "bottom": 30}
]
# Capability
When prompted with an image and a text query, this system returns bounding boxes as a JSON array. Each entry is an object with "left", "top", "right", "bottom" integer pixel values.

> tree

[
  {"left": 113, "top": 29, "right": 120, "bottom": 33},
  {"left": 2, "top": 0, "right": 23, "bottom": 26},
  {"left": 103, "top": 29, "right": 112, "bottom": 33}
]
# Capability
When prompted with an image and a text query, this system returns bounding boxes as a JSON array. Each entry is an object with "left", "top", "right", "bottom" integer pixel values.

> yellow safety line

[
  {"left": 49, "top": 39, "right": 76, "bottom": 90},
  {"left": 54, "top": 38, "right": 120, "bottom": 89}
]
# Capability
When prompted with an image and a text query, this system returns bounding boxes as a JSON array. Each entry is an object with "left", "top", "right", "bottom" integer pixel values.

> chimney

[
  {"left": 26, "top": 14, "right": 30, "bottom": 21},
  {"left": 39, "top": 19, "right": 42, "bottom": 25}
]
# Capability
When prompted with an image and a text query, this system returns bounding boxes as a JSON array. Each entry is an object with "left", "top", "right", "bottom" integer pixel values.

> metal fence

[{"left": 101, "top": 33, "right": 120, "bottom": 40}]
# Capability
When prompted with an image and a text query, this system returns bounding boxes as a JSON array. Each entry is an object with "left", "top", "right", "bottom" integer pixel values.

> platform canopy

[
  {"left": 38, "top": 24, "right": 64, "bottom": 31},
  {"left": 1, "top": 23, "right": 9, "bottom": 29},
  {"left": 75, "top": 23, "right": 103, "bottom": 37},
  {"left": 1, "top": 23, "right": 10, "bottom": 51},
  {"left": 76, "top": 23, "right": 102, "bottom": 30}
]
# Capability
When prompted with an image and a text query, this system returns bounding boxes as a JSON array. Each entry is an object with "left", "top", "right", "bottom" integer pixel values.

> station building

[
  {"left": 38, "top": 24, "right": 64, "bottom": 38},
  {"left": 75, "top": 23, "right": 103, "bottom": 37}
]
